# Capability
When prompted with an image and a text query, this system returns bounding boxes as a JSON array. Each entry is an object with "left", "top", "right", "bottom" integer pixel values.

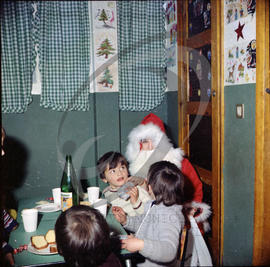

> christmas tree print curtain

[
  {"left": 38, "top": 1, "right": 90, "bottom": 111},
  {"left": 1, "top": 1, "right": 34, "bottom": 113},
  {"left": 117, "top": 1, "right": 166, "bottom": 111}
]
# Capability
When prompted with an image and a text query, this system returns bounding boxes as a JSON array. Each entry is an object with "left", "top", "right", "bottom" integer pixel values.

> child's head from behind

[
  {"left": 147, "top": 161, "right": 184, "bottom": 206},
  {"left": 55, "top": 205, "right": 111, "bottom": 267},
  {"left": 97, "top": 151, "right": 129, "bottom": 189}
]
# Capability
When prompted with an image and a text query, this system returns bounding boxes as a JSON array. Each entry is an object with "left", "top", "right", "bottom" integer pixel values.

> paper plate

[{"left": 35, "top": 203, "right": 61, "bottom": 213}]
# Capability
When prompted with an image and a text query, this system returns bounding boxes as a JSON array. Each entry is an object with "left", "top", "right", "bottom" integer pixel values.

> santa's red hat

[{"left": 140, "top": 113, "right": 166, "bottom": 133}]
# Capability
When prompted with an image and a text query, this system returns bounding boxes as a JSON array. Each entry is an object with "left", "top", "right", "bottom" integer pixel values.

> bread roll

[
  {"left": 45, "top": 229, "right": 56, "bottom": 244},
  {"left": 31, "top": 235, "right": 48, "bottom": 250}
]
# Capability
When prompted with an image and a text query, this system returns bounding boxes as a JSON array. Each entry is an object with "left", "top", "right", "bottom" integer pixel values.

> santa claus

[{"left": 125, "top": 113, "right": 211, "bottom": 232}]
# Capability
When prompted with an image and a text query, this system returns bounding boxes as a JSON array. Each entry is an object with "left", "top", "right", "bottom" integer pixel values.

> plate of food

[
  {"left": 28, "top": 230, "right": 58, "bottom": 255},
  {"left": 35, "top": 203, "right": 60, "bottom": 213},
  {"left": 28, "top": 243, "right": 58, "bottom": 255}
]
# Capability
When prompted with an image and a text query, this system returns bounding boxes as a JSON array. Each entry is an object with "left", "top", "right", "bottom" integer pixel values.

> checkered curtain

[
  {"left": 38, "top": 2, "right": 90, "bottom": 111},
  {"left": 117, "top": 1, "right": 166, "bottom": 111},
  {"left": 1, "top": 1, "right": 34, "bottom": 113}
]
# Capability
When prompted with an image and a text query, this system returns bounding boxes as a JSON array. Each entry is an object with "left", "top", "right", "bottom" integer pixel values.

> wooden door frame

[
  {"left": 253, "top": 0, "right": 270, "bottom": 265},
  {"left": 177, "top": 1, "right": 223, "bottom": 265}
]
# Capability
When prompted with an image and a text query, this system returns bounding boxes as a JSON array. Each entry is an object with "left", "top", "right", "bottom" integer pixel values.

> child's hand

[
  {"left": 121, "top": 235, "right": 144, "bottom": 252},
  {"left": 127, "top": 186, "right": 139, "bottom": 205},
  {"left": 112, "top": 206, "right": 127, "bottom": 225}
]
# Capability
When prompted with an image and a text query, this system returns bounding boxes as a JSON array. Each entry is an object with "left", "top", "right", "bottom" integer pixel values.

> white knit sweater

[{"left": 103, "top": 185, "right": 152, "bottom": 216}]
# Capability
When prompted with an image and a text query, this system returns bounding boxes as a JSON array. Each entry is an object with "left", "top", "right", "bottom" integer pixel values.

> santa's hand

[
  {"left": 127, "top": 186, "right": 139, "bottom": 204},
  {"left": 187, "top": 207, "right": 197, "bottom": 217},
  {"left": 112, "top": 206, "right": 127, "bottom": 225}
]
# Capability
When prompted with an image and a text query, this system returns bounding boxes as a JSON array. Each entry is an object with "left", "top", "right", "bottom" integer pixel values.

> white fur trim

[
  {"left": 185, "top": 201, "right": 211, "bottom": 223},
  {"left": 203, "top": 221, "right": 211, "bottom": 233},
  {"left": 126, "top": 123, "right": 184, "bottom": 165},
  {"left": 163, "top": 147, "right": 184, "bottom": 169}
]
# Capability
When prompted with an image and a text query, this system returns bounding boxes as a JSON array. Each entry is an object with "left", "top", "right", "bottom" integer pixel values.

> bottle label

[{"left": 61, "top": 192, "right": 73, "bottom": 211}]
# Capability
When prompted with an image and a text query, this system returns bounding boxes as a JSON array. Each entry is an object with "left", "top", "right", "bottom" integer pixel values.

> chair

[{"left": 179, "top": 226, "right": 188, "bottom": 265}]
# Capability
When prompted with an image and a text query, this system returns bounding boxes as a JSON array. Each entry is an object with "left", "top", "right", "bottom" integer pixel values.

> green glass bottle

[{"left": 60, "top": 155, "right": 79, "bottom": 211}]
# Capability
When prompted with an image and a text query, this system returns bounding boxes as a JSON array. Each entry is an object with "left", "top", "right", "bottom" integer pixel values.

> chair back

[{"left": 179, "top": 226, "right": 188, "bottom": 265}]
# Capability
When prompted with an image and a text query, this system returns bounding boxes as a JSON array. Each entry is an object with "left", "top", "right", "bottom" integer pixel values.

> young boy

[
  {"left": 55, "top": 205, "right": 122, "bottom": 267},
  {"left": 97, "top": 151, "right": 152, "bottom": 216}
]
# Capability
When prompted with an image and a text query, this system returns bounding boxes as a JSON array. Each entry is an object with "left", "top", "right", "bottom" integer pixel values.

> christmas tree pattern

[
  {"left": 96, "top": 38, "right": 115, "bottom": 59},
  {"left": 99, "top": 68, "right": 114, "bottom": 88},
  {"left": 99, "top": 9, "right": 109, "bottom": 25}
]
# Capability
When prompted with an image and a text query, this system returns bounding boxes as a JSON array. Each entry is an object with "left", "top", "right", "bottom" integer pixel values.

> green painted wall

[
  {"left": 223, "top": 84, "right": 255, "bottom": 266},
  {"left": 2, "top": 91, "right": 178, "bottom": 200}
]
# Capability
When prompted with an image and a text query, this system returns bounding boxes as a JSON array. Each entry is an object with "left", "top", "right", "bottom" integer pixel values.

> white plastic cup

[
  {"left": 87, "top": 187, "right": 100, "bottom": 203},
  {"left": 21, "top": 208, "right": 38, "bottom": 232},
  {"left": 92, "top": 198, "right": 108, "bottom": 217},
  {"left": 52, "top": 187, "right": 61, "bottom": 207}
]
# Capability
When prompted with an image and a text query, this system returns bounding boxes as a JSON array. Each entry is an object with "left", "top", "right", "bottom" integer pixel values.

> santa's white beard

[
  {"left": 129, "top": 150, "right": 154, "bottom": 178},
  {"left": 129, "top": 145, "right": 183, "bottom": 178}
]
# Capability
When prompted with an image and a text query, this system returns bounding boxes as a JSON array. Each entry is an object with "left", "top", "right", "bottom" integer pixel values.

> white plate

[
  {"left": 35, "top": 203, "right": 60, "bottom": 213},
  {"left": 28, "top": 243, "right": 58, "bottom": 255}
]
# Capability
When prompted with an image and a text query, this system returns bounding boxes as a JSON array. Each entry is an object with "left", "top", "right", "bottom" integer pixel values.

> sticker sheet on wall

[
  {"left": 164, "top": 0, "right": 178, "bottom": 91},
  {"left": 94, "top": 7, "right": 116, "bottom": 29},
  {"left": 95, "top": 33, "right": 117, "bottom": 62},
  {"left": 91, "top": 1, "right": 118, "bottom": 92},
  {"left": 95, "top": 63, "right": 118, "bottom": 92},
  {"left": 165, "top": 0, "right": 176, "bottom": 25},
  {"left": 225, "top": 0, "right": 256, "bottom": 24},
  {"left": 225, "top": 40, "right": 256, "bottom": 84},
  {"left": 166, "top": 45, "right": 176, "bottom": 68},
  {"left": 224, "top": 0, "right": 256, "bottom": 85}
]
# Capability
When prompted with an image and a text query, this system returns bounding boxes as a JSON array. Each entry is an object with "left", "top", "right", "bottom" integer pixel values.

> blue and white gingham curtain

[
  {"left": 1, "top": 1, "right": 34, "bottom": 113},
  {"left": 117, "top": 1, "right": 166, "bottom": 111},
  {"left": 38, "top": 1, "right": 90, "bottom": 111}
]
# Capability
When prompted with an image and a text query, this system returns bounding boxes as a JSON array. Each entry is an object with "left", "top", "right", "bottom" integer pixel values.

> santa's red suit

[{"left": 125, "top": 113, "right": 211, "bottom": 232}]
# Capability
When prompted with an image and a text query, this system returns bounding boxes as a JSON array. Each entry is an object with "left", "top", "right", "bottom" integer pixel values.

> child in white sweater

[
  {"left": 97, "top": 151, "right": 151, "bottom": 216},
  {"left": 112, "top": 160, "right": 186, "bottom": 267}
]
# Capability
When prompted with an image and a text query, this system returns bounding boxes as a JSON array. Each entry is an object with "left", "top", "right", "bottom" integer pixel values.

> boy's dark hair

[
  {"left": 55, "top": 205, "right": 112, "bottom": 267},
  {"left": 147, "top": 161, "right": 184, "bottom": 206},
  {"left": 97, "top": 151, "right": 129, "bottom": 179}
]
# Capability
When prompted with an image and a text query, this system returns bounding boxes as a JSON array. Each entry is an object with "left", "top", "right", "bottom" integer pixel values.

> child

[
  {"left": 112, "top": 160, "right": 186, "bottom": 267},
  {"left": 97, "top": 151, "right": 152, "bottom": 216},
  {"left": 1, "top": 127, "right": 19, "bottom": 266},
  {"left": 55, "top": 205, "right": 122, "bottom": 267}
]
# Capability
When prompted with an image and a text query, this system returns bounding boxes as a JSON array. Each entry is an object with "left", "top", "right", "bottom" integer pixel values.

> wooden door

[
  {"left": 178, "top": 0, "right": 222, "bottom": 265},
  {"left": 253, "top": 0, "right": 270, "bottom": 265}
]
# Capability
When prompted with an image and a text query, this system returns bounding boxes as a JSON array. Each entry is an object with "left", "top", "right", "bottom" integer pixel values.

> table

[{"left": 9, "top": 196, "right": 130, "bottom": 267}]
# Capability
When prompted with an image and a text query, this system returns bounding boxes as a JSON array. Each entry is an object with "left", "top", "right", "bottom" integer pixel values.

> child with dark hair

[
  {"left": 55, "top": 205, "right": 122, "bottom": 267},
  {"left": 97, "top": 151, "right": 151, "bottom": 216},
  {"left": 1, "top": 127, "right": 18, "bottom": 266},
  {"left": 112, "top": 161, "right": 186, "bottom": 267}
]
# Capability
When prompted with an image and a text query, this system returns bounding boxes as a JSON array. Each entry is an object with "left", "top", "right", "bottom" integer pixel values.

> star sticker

[{"left": 235, "top": 22, "right": 245, "bottom": 41}]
